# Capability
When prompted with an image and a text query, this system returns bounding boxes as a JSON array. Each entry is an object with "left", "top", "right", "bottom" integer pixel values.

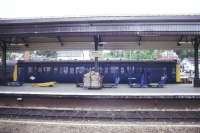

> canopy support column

[
  {"left": 1, "top": 42, "right": 7, "bottom": 85},
  {"left": 94, "top": 35, "right": 100, "bottom": 72},
  {"left": 193, "top": 37, "right": 200, "bottom": 87}
]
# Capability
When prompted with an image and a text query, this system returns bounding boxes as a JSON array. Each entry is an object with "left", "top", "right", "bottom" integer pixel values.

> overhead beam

[
  {"left": 0, "top": 34, "right": 195, "bottom": 51},
  {"left": 4, "top": 41, "right": 194, "bottom": 51}
]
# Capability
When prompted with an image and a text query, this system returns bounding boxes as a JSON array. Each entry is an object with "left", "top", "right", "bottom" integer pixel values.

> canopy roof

[{"left": 0, "top": 15, "right": 200, "bottom": 51}]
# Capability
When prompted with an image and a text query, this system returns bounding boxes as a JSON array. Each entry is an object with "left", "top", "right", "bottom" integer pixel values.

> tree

[{"left": 175, "top": 49, "right": 195, "bottom": 60}]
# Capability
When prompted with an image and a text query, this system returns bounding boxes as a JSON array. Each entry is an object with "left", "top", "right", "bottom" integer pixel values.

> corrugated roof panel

[{"left": 0, "top": 15, "right": 200, "bottom": 51}]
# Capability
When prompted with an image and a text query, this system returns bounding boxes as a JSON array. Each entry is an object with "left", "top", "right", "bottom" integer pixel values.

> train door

[
  {"left": 25, "top": 63, "right": 38, "bottom": 83},
  {"left": 68, "top": 62, "right": 76, "bottom": 83},
  {"left": 101, "top": 61, "right": 110, "bottom": 83},
  {"left": 59, "top": 62, "right": 69, "bottom": 83},
  {"left": 110, "top": 62, "right": 120, "bottom": 83},
  {"left": 75, "top": 62, "right": 88, "bottom": 84},
  {"left": 119, "top": 61, "right": 129, "bottom": 84},
  {"left": 17, "top": 63, "right": 25, "bottom": 83}
]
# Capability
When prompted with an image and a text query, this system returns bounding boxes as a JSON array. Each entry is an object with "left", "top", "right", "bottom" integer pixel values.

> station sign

[{"left": 90, "top": 51, "right": 103, "bottom": 58}]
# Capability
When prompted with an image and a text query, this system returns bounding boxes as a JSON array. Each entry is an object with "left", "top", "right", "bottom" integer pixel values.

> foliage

[
  {"left": 103, "top": 50, "right": 158, "bottom": 60},
  {"left": 104, "top": 49, "right": 200, "bottom": 60},
  {"left": 175, "top": 49, "right": 194, "bottom": 60}
]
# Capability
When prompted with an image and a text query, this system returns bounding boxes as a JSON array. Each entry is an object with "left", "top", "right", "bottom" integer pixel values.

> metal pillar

[
  {"left": 193, "top": 37, "right": 200, "bottom": 87},
  {"left": 94, "top": 35, "right": 99, "bottom": 72},
  {"left": 1, "top": 42, "right": 7, "bottom": 85}
]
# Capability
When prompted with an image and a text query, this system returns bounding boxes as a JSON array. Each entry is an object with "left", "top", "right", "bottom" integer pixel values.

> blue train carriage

[
  {"left": 125, "top": 60, "right": 180, "bottom": 87},
  {"left": 14, "top": 60, "right": 180, "bottom": 85}
]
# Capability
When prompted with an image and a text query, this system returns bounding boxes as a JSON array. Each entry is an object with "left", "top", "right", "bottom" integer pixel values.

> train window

[
  {"left": 70, "top": 67, "right": 74, "bottom": 74},
  {"left": 99, "top": 67, "right": 103, "bottom": 73},
  {"left": 121, "top": 67, "right": 125, "bottom": 74},
  {"left": 75, "top": 67, "right": 79, "bottom": 74},
  {"left": 42, "top": 67, "right": 46, "bottom": 72},
  {"left": 54, "top": 67, "right": 58, "bottom": 73},
  {"left": 43, "top": 66, "right": 50, "bottom": 73},
  {"left": 132, "top": 66, "right": 135, "bottom": 72},
  {"left": 63, "top": 67, "right": 68, "bottom": 74},
  {"left": 42, "top": 67, "right": 47, "bottom": 72},
  {"left": 28, "top": 67, "right": 33, "bottom": 73},
  {"left": 127, "top": 66, "right": 130, "bottom": 72},
  {"left": 172, "top": 68, "right": 175, "bottom": 74},
  {"left": 18, "top": 67, "right": 23, "bottom": 74},
  {"left": 79, "top": 66, "right": 85, "bottom": 74},
  {"left": 126, "top": 66, "right": 129, "bottom": 72},
  {"left": 46, "top": 67, "right": 51, "bottom": 72},
  {"left": 162, "top": 67, "right": 167, "bottom": 74},
  {"left": 110, "top": 66, "right": 118, "bottom": 73},
  {"left": 104, "top": 67, "right": 109, "bottom": 74},
  {"left": 33, "top": 66, "right": 37, "bottom": 72},
  {"left": 38, "top": 67, "right": 42, "bottom": 73},
  {"left": 59, "top": 67, "right": 63, "bottom": 74}
]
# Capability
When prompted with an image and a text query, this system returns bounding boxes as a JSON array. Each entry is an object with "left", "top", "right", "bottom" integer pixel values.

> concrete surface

[
  {"left": 0, "top": 118, "right": 200, "bottom": 133},
  {"left": 0, "top": 84, "right": 200, "bottom": 99}
]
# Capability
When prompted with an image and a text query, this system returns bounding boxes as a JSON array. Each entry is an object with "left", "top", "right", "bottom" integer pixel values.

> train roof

[{"left": 17, "top": 60, "right": 177, "bottom": 64}]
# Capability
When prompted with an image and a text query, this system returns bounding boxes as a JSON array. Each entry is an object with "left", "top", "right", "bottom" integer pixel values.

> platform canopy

[{"left": 0, "top": 15, "right": 200, "bottom": 51}]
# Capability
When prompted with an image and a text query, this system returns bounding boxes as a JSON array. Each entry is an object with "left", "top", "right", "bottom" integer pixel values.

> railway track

[
  {"left": 0, "top": 95, "right": 199, "bottom": 122},
  {"left": 0, "top": 94, "right": 200, "bottom": 132}
]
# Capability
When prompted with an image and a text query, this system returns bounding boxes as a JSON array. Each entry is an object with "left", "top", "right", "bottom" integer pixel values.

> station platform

[
  {"left": 0, "top": 84, "right": 200, "bottom": 99},
  {"left": 0, "top": 118, "right": 199, "bottom": 133}
]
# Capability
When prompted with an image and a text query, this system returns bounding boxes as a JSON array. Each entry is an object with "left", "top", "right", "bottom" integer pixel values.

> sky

[{"left": 0, "top": 0, "right": 200, "bottom": 18}]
